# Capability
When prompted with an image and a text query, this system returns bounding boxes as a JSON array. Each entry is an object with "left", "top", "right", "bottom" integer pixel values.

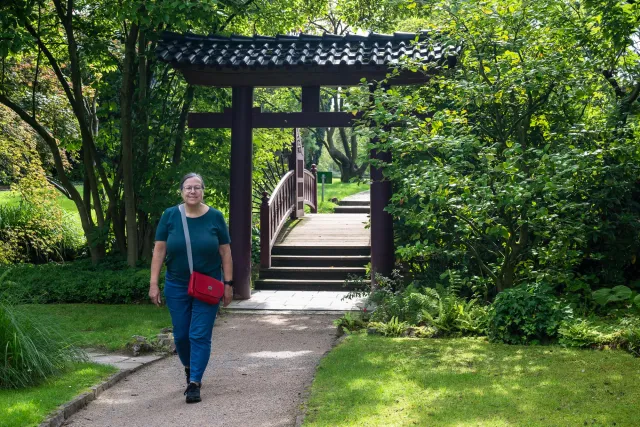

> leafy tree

[
  {"left": 353, "top": 0, "right": 640, "bottom": 298},
  {"left": 1, "top": 0, "right": 329, "bottom": 266}
]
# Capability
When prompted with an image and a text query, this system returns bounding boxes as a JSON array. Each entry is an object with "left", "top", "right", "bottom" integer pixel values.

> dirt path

[{"left": 64, "top": 313, "right": 338, "bottom": 427}]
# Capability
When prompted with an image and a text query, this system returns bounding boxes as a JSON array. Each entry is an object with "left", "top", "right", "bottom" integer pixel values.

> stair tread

[
  {"left": 274, "top": 245, "right": 370, "bottom": 248},
  {"left": 256, "top": 278, "right": 370, "bottom": 283},
  {"left": 261, "top": 266, "right": 366, "bottom": 271},
  {"left": 271, "top": 255, "right": 370, "bottom": 259}
]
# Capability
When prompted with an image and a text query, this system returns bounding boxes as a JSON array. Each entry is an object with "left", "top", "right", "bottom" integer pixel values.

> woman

[{"left": 149, "top": 172, "right": 233, "bottom": 404}]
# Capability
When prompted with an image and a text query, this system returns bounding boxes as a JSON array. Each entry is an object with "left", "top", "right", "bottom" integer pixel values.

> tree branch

[
  {"left": 218, "top": 0, "right": 259, "bottom": 32},
  {"left": 20, "top": 18, "right": 76, "bottom": 107},
  {"left": 602, "top": 69, "right": 625, "bottom": 99}
]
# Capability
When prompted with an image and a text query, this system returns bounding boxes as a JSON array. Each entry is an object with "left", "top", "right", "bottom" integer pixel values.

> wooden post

[
  {"left": 260, "top": 191, "right": 271, "bottom": 268},
  {"left": 301, "top": 86, "right": 320, "bottom": 113},
  {"left": 292, "top": 129, "right": 305, "bottom": 219},
  {"left": 369, "top": 86, "right": 394, "bottom": 284},
  {"left": 311, "top": 164, "right": 318, "bottom": 213},
  {"left": 230, "top": 86, "right": 254, "bottom": 299}
]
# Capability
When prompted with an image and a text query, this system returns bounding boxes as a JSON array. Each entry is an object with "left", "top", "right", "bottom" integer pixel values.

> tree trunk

[
  {"left": 173, "top": 85, "right": 195, "bottom": 164},
  {"left": 121, "top": 23, "right": 140, "bottom": 267}
]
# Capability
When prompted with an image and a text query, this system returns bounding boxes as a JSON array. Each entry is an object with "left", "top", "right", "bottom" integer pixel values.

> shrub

[
  {"left": 359, "top": 272, "right": 488, "bottom": 336},
  {"left": 421, "top": 287, "right": 489, "bottom": 336},
  {"left": 333, "top": 312, "right": 368, "bottom": 336},
  {"left": 0, "top": 258, "right": 158, "bottom": 304},
  {"left": 488, "top": 284, "right": 572, "bottom": 345},
  {"left": 368, "top": 317, "right": 411, "bottom": 337},
  {"left": 0, "top": 300, "right": 85, "bottom": 388},
  {"left": 558, "top": 316, "right": 640, "bottom": 356},
  {"left": 0, "top": 201, "right": 84, "bottom": 265}
]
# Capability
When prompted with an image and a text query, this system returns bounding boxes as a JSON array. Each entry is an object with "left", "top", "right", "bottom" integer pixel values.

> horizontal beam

[
  {"left": 180, "top": 67, "right": 434, "bottom": 88},
  {"left": 189, "top": 110, "right": 365, "bottom": 128}
]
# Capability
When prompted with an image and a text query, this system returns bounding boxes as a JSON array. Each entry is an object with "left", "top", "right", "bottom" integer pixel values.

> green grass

[
  {"left": 0, "top": 186, "right": 82, "bottom": 215},
  {"left": 304, "top": 335, "right": 640, "bottom": 426},
  {"left": 23, "top": 304, "right": 172, "bottom": 351},
  {"left": 316, "top": 178, "right": 369, "bottom": 213},
  {"left": 0, "top": 362, "right": 116, "bottom": 427}
]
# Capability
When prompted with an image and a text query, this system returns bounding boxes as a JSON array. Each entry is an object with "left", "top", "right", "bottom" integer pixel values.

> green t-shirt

[{"left": 155, "top": 205, "right": 231, "bottom": 284}]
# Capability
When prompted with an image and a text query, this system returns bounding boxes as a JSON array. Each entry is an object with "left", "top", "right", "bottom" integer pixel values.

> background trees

[
  {"left": 352, "top": 0, "right": 640, "bottom": 301},
  {"left": 1, "top": 0, "right": 639, "bottom": 310},
  {"left": 0, "top": 0, "right": 327, "bottom": 265}
]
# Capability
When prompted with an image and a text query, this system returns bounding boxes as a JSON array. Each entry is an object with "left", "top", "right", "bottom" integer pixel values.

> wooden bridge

[{"left": 257, "top": 211, "right": 371, "bottom": 291}]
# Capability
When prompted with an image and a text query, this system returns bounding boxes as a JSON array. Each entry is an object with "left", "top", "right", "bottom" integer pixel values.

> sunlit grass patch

[
  {"left": 0, "top": 362, "right": 116, "bottom": 427},
  {"left": 304, "top": 335, "right": 640, "bottom": 426},
  {"left": 23, "top": 304, "right": 172, "bottom": 351},
  {"left": 316, "top": 178, "right": 369, "bottom": 213}
]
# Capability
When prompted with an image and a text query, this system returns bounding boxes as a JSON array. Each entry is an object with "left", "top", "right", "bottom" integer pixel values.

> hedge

[{"left": 0, "top": 258, "right": 161, "bottom": 304}]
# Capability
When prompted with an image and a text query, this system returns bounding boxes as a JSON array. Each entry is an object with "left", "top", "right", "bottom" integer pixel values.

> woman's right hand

[{"left": 149, "top": 283, "right": 162, "bottom": 306}]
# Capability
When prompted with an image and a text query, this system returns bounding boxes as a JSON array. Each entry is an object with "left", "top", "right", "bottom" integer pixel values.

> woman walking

[{"left": 149, "top": 172, "right": 233, "bottom": 403}]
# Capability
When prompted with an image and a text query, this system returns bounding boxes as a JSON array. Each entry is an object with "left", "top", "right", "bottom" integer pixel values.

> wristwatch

[{"left": 224, "top": 280, "right": 234, "bottom": 287}]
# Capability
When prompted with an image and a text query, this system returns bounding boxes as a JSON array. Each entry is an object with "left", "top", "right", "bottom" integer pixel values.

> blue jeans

[{"left": 164, "top": 277, "right": 220, "bottom": 383}]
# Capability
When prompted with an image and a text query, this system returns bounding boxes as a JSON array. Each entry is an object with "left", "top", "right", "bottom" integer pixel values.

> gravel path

[{"left": 64, "top": 313, "right": 338, "bottom": 427}]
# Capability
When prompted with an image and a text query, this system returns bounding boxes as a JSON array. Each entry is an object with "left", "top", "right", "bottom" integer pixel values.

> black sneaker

[
  {"left": 184, "top": 382, "right": 201, "bottom": 404},
  {"left": 184, "top": 367, "right": 190, "bottom": 385}
]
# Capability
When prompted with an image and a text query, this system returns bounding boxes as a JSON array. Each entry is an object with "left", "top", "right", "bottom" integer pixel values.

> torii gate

[{"left": 157, "top": 30, "right": 456, "bottom": 299}]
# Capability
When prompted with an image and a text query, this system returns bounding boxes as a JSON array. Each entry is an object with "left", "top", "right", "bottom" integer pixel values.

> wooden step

[
  {"left": 333, "top": 206, "right": 370, "bottom": 214},
  {"left": 272, "top": 245, "right": 370, "bottom": 256},
  {"left": 254, "top": 279, "right": 369, "bottom": 291},
  {"left": 259, "top": 266, "right": 367, "bottom": 280},
  {"left": 338, "top": 200, "right": 370, "bottom": 206},
  {"left": 271, "top": 255, "right": 370, "bottom": 267}
]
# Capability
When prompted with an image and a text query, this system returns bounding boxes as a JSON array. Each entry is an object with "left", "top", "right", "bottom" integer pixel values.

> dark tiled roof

[{"left": 156, "top": 31, "right": 456, "bottom": 69}]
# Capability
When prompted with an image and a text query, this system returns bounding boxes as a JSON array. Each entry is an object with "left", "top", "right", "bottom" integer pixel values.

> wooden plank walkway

[{"left": 275, "top": 213, "right": 370, "bottom": 246}]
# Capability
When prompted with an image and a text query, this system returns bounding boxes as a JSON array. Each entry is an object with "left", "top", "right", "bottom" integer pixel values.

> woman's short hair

[{"left": 179, "top": 173, "right": 205, "bottom": 190}]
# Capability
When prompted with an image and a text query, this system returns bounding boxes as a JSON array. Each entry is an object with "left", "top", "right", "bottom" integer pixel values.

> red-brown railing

[
  {"left": 260, "top": 171, "right": 296, "bottom": 268},
  {"left": 304, "top": 165, "right": 318, "bottom": 213},
  {"left": 260, "top": 166, "right": 317, "bottom": 268}
]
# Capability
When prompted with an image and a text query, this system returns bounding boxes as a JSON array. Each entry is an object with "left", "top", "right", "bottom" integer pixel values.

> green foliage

[
  {"left": 421, "top": 289, "right": 489, "bottom": 336},
  {"left": 488, "top": 284, "right": 572, "bottom": 345},
  {"left": 0, "top": 258, "right": 157, "bottom": 304},
  {"left": 0, "top": 300, "right": 85, "bottom": 389},
  {"left": 558, "top": 316, "right": 640, "bottom": 356},
  {"left": 366, "top": 272, "right": 439, "bottom": 325},
  {"left": 333, "top": 311, "right": 368, "bottom": 335},
  {"left": 592, "top": 285, "right": 636, "bottom": 307},
  {"left": 368, "top": 316, "right": 410, "bottom": 337},
  {"left": 364, "top": 272, "right": 488, "bottom": 336},
  {"left": 350, "top": 0, "right": 640, "bottom": 302},
  {"left": 0, "top": 196, "right": 85, "bottom": 265}
]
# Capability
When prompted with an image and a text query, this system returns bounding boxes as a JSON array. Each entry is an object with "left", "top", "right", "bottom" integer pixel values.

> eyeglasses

[{"left": 183, "top": 186, "right": 203, "bottom": 192}]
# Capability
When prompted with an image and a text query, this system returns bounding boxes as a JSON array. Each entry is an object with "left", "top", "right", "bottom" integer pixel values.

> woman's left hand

[{"left": 223, "top": 284, "right": 233, "bottom": 307}]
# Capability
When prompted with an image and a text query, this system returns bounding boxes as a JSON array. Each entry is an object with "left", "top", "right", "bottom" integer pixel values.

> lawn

[
  {"left": 0, "top": 363, "right": 116, "bottom": 427},
  {"left": 0, "top": 186, "right": 82, "bottom": 215},
  {"left": 316, "top": 178, "right": 369, "bottom": 213},
  {"left": 23, "top": 304, "right": 172, "bottom": 351},
  {"left": 304, "top": 335, "right": 640, "bottom": 426},
  {"left": 2, "top": 304, "right": 170, "bottom": 426}
]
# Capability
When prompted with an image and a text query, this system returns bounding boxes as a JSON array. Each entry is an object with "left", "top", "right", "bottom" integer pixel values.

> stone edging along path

[{"left": 39, "top": 352, "right": 168, "bottom": 427}]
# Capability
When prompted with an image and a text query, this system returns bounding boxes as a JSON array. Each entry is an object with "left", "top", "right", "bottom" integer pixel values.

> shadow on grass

[{"left": 304, "top": 336, "right": 640, "bottom": 426}]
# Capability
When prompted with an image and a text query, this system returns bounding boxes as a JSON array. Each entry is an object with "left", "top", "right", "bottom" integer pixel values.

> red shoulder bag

[{"left": 179, "top": 204, "right": 224, "bottom": 305}]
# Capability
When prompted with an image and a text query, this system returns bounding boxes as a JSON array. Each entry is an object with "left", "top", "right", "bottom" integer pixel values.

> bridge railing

[
  {"left": 304, "top": 165, "right": 318, "bottom": 213},
  {"left": 260, "top": 171, "right": 295, "bottom": 268},
  {"left": 260, "top": 166, "right": 317, "bottom": 268}
]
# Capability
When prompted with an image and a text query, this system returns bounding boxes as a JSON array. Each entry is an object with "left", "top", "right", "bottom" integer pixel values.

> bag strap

[{"left": 178, "top": 204, "right": 194, "bottom": 274}]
